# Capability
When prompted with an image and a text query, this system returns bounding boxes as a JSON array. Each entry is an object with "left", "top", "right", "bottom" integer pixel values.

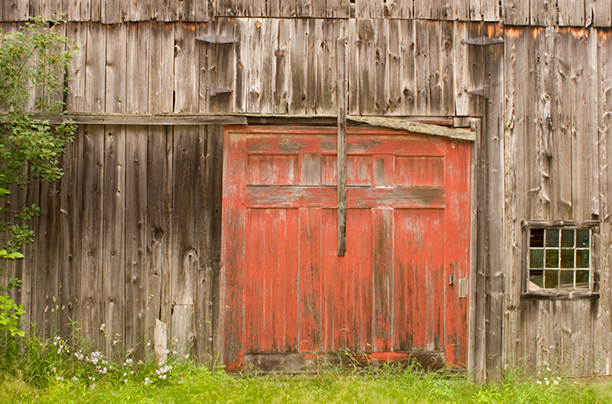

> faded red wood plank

[
  {"left": 373, "top": 208, "right": 394, "bottom": 352},
  {"left": 347, "top": 156, "right": 373, "bottom": 185},
  {"left": 372, "top": 155, "right": 394, "bottom": 186},
  {"left": 285, "top": 209, "right": 300, "bottom": 351},
  {"left": 245, "top": 209, "right": 264, "bottom": 352},
  {"left": 395, "top": 156, "right": 445, "bottom": 186},
  {"left": 245, "top": 133, "right": 450, "bottom": 156},
  {"left": 298, "top": 208, "right": 322, "bottom": 352},
  {"left": 221, "top": 132, "right": 247, "bottom": 370},
  {"left": 246, "top": 186, "right": 445, "bottom": 209},
  {"left": 443, "top": 140, "right": 471, "bottom": 364},
  {"left": 271, "top": 209, "right": 287, "bottom": 351},
  {"left": 354, "top": 209, "right": 374, "bottom": 351}
]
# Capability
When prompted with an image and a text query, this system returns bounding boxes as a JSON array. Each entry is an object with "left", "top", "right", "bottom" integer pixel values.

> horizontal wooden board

[{"left": 246, "top": 185, "right": 446, "bottom": 208}]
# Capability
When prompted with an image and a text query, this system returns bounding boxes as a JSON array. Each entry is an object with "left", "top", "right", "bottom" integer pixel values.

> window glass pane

[
  {"left": 576, "top": 229, "right": 590, "bottom": 248},
  {"left": 576, "top": 270, "right": 590, "bottom": 289},
  {"left": 560, "top": 270, "right": 574, "bottom": 289},
  {"left": 576, "top": 250, "right": 590, "bottom": 268},
  {"left": 560, "top": 249, "right": 574, "bottom": 268},
  {"left": 530, "top": 271, "right": 544, "bottom": 290},
  {"left": 530, "top": 229, "right": 544, "bottom": 247},
  {"left": 545, "top": 270, "right": 559, "bottom": 288},
  {"left": 561, "top": 229, "right": 574, "bottom": 247},
  {"left": 530, "top": 249, "right": 544, "bottom": 268},
  {"left": 545, "top": 249, "right": 559, "bottom": 268},
  {"left": 545, "top": 229, "right": 559, "bottom": 247}
]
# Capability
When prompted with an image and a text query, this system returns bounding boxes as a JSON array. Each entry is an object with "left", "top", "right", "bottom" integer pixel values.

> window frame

[{"left": 521, "top": 220, "right": 600, "bottom": 301}]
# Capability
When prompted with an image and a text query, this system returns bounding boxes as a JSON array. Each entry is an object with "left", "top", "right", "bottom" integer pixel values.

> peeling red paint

[{"left": 222, "top": 127, "right": 471, "bottom": 371}]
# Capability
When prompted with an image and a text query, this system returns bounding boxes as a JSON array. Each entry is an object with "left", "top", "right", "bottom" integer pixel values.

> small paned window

[{"left": 528, "top": 228, "right": 591, "bottom": 291}]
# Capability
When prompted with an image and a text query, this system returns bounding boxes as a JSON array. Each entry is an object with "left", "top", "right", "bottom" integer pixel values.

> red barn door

[{"left": 221, "top": 126, "right": 471, "bottom": 371}]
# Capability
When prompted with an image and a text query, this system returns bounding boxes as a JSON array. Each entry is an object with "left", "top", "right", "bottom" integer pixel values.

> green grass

[{"left": 2, "top": 333, "right": 612, "bottom": 403}]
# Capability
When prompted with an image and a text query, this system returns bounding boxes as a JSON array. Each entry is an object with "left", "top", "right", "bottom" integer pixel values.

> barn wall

[
  {"left": 0, "top": 125, "right": 223, "bottom": 363},
  {"left": 503, "top": 27, "right": 612, "bottom": 376},
  {"left": 4, "top": 0, "right": 612, "bottom": 27}
]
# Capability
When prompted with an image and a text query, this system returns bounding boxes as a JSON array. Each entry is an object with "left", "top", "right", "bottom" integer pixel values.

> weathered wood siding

[
  {"left": 5, "top": 0, "right": 612, "bottom": 27},
  {"left": 0, "top": 125, "right": 223, "bottom": 363},
  {"left": 503, "top": 27, "right": 611, "bottom": 376}
]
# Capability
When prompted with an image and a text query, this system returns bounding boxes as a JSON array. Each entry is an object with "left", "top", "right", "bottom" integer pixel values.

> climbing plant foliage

[{"left": 0, "top": 17, "right": 77, "bottom": 336}]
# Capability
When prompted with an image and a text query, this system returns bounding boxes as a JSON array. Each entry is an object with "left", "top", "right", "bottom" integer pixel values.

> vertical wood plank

[
  {"left": 289, "top": 19, "right": 309, "bottom": 114},
  {"left": 260, "top": 19, "right": 278, "bottom": 114},
  {"left": 102, "top": 125, "right": 125, "bottom": 356},
  {"left": 326, "top": 0, "right": 350, "bottom": 18},
  {"left": 558, "top": 0, "right": 585, "bottom": 27},
  {"left": 101, "top": 0, "right": 122, "bottom": 23},
  {"left": 170, "top": 126, "right": 200, "bottom": 357},
  {"left": 372, "top": 208, "right": 394, "bottom": 352},
  {"left": 414, "top": 20, "right": 431, "bottom": 115},
  {"left": 183, "top": 0, "right": 208, "bottom": 22},
  {"left": 306, "top": 19, "right": 322, "bottom": 115},
  {"left": 66, "top": 22, "right": 87, "bottom": 112},
  {"left": 503, "top": 0, "right": 530, "bottom": 25},
  {"left": 337, "top": 36, "right": 347, "bottom": 257},
  {"left": 318, "top": 19, "right": 341, "bottom": 114},
  {"left": 298, "top": 208, "right": 322, "bottom": 352},
  {"left": 105, "top": 24, "right": 127, "bottom": 114},
  {"left": 552, "top": 29, "right": 573, "bottom": 219},
  {"left": 59, "top": 132, "right": 81, "bottom": 339},
  {"left": 274, "top": 18, "right": 291, "bottom": 114},
  {"left": 145, "top": 126, "right": 172, "bottom": 362},
  {"left": 3, "top": 0, "right": 30, "bottom": 21},
  {"left": 531, "top": 0, "right": 559, "bottom": 26},
  {"left": 247, "top": 19, "right": 263, "bottom": 113},
  {"left": 126, "top": 22, "right": 150, "bottom": 114},
  {"left": 174, "top": 22, "right": 200, "bottom": 113},
  {"left": 586, "top": 0, "right": 612, "bottom": 27},
  {"left": 209, "top": 18, "right": 238, "bottom": 113},
  {"left": 414, "top": 0, "right": 444, "bottom": 19},
  {"left": 356, "top": 0, "right": 384, "bottom": 19},
  {"left": 84, "top": 22, "right": 106, "bottom": 113},
  {"left": 356, "top": 19, "right": 376, "bottom": 115},
  {"left": 386, "top": 20, "right": 401, "bottom": 115},
  {"left": 602, "top": 30, "right": 612, "bottom": 222},
  {"left": 482, "top": 0, "right": 501, "bottom": 21},
  {"left": 594, "top": 223, "right": 612, "bottom": 374},
  {"left": 440, "top": 21, "right": 455, "bottom": 115},
  {"left": 399, "top": 19, "right": 416, "bottom": 115},
  {"left": 80, "top": 125, "right": 104, "bottom": 347},
  {"left": 234, "top": 18, "right": 249, "bottom": 113},
  {"left": 149, "top": 22, "right": 175, "bottom": 114}
]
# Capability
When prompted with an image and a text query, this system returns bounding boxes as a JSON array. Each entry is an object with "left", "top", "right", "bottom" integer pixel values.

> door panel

[{"left": 222, "top": 126, "right": 471, "bottom": 371}]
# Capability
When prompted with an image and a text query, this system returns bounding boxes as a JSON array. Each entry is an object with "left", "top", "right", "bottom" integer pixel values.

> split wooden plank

[
  {"left": 530, "top": 0, "right": 559, "bottom": 26},
  {"left": 233, "top": 18, "right": 249, "bottom": 113},
  {"left": 356, "top": 0, "right": 384, "bottom": 19},
  {"left": 183, "top": 0, "right": 208, "bottom": 22},
  {"left": 452, "top": 0, "right": 471, "bottom": 21},
  {"left": 102, "top": 125, "right": 126, "bottom": 357},
  {"left": 84, "top": 22, "right": 106, "bottom": 113},
  {"left": 337, "top": 36, "right": 347, "bottom": 257},
  {"left": 149, "top": 21, "right": 175, "bottom": 114},
  {"left": 374, "top": 19, "right": 388, "bottom": 115},
  {"left": 105, "top": 24, "right": 127, "bottom": 114},
  {"left": 79, "top": 125, "right": 105, "bottom": 347},
  {"left": 469, "top": 0, "right": 482, "bottom": 21},
  {"left": 174, "top": 22, "right": 200, "bottom": 113},
  {"left": 586, "top": 0, "right": 612, "bottom": 27},
  {"left": 157, "top": 0, "right": 179, "bottom": 22},
  {"left": 125, "top": 0, "right": 149, "bottom": 21},
  {"left": 503, "top": 0, "right": 529, "bottom": 25},
  {"left": 558, "top": 0, "right": 585, "bottom": 27},
  {"left": 274, "top": 18, "right": 291, "bottom": 114}
]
